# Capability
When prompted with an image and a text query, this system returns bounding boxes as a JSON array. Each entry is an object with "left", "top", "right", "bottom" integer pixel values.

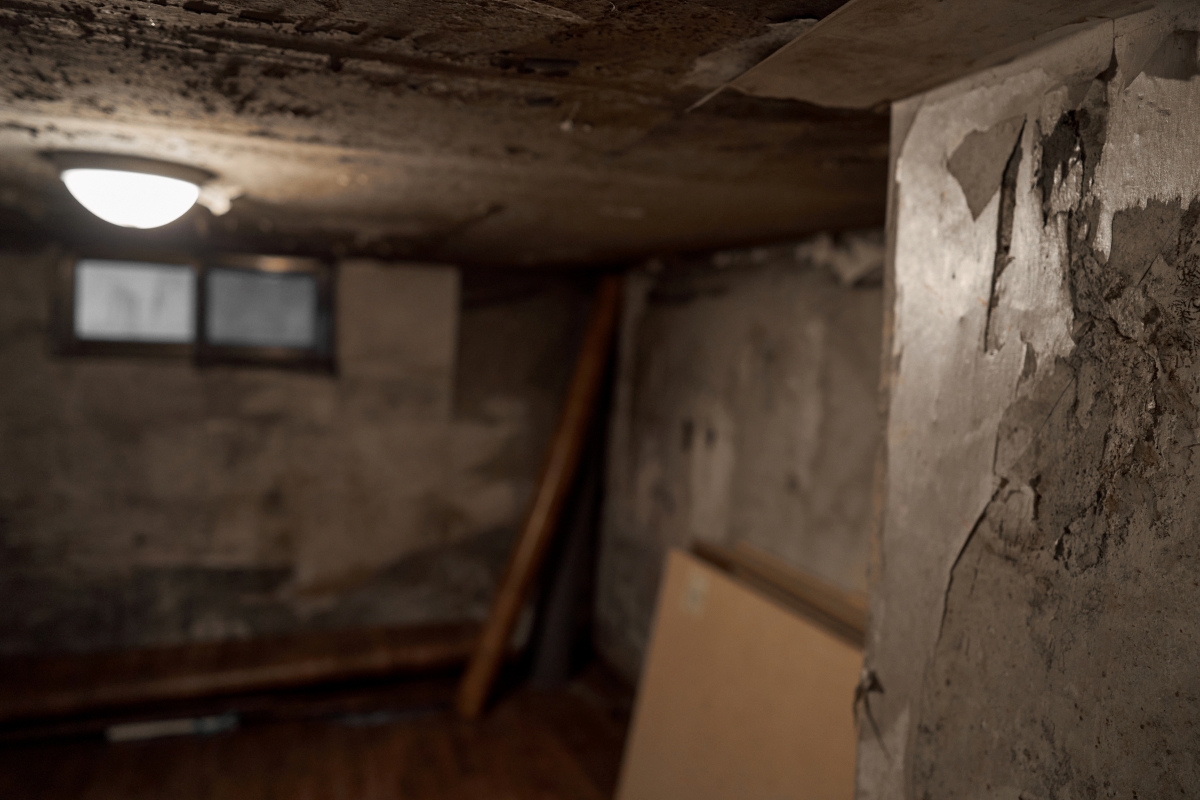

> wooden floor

[{"left": 0, "top": 668, "right": 632, "bottom": 800}]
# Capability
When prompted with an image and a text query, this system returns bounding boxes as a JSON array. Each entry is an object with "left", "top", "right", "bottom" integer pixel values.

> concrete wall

[
  {"left": 595, "top": 236, "right": 884, "bottom": 681},
  {"left": 862, "top": 7, "right": 1200, "bottom": 797},
  {"left": 0, "top": 248, "right": 589, "bottom": 655}
]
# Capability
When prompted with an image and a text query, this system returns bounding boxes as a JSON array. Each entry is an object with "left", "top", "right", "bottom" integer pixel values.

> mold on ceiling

[{"left": 0, "top": 0, "right": 886, "bottom": 266}]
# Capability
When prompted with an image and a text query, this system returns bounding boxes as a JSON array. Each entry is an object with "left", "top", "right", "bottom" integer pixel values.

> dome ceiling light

[{"left": 47, "top": 153, "right": 216, "bottom": 230}]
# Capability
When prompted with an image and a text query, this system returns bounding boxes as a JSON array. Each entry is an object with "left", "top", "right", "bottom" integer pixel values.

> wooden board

[
  {"left": 693, "top": 541, "right": 868, "bottom": 648},
  {"left": 456, "top": 275, "right": 623, "bottom": 718},
  {"left": 616, "top": 549, "right": 862, "bottom": 800},
  {"left": 730, "top": 0, "right": 1138, "bottom": 109},
  {"left": 0, "top": 622, "right": 478, "bottom": 724}
]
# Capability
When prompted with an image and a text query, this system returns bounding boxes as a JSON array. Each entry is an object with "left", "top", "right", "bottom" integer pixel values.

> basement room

[{"left": 1, "top": 0, "right": 1198, "bottom": 797}]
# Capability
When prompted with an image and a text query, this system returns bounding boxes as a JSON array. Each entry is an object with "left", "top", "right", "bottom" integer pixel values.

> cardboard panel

[{"left": 616, "top": 549, "right": 862, "bottom": 800}]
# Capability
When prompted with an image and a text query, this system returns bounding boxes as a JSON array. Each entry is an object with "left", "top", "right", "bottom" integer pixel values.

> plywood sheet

[
  {"left": 730, "top": 0, "right": 1139, "bottom": 109},
  {"left": 616, "top": 549, "right": 862, "bottom": 800}
]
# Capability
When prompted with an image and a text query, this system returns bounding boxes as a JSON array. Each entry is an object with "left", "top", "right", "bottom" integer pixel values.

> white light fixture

[
  {"left": 48, "top": 153, "right": 214, "bottom": 230},
  {"left": 62, "top": 169, "right": 200, "bottom": 229}
]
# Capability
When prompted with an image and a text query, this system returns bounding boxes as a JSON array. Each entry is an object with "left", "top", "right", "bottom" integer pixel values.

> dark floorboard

[{"left": 0, "top": 667, "right": 632, "bottom": 800}]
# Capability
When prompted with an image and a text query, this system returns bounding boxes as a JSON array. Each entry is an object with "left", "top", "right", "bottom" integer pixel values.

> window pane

[
  {"left": 74, "top": 260, "right": 196, "bottom": 343},
  {"left": 205, "top": 269, "right": 317, "bottom": 349}
]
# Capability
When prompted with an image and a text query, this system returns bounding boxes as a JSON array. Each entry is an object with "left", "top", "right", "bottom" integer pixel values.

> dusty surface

[
  {"left": 0, "top": 248, "right": 590, "bottom": 655},
  {"left": 863, "top": 6, "right": 1200, "bottom": 797},
  {"left": 595, "top": 233, "right": 883, "bottom": 680},
  {"left": 0, "top": 0, "right": 886, "bottom": 266},
  {"left": 732, "top": 0, "right": 1143, "bottom": 109}
]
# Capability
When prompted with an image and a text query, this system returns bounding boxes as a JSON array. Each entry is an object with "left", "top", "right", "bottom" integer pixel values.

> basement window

[
  {"left": 74, "top": 259, "right": 197, "bottom": 345},
  {"left": 56, "top": 253, "right": 334, "bottom": 370},
  {"left": 196, "top": 256, "right": 333, "bottom": 369}
]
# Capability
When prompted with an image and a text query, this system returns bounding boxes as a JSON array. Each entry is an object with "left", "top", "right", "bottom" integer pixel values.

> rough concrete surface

[
  {"left": 862, "top": 5, "right": 1200, "bottom": 797},
  {"left": 595, "top": 234, "right": 883, "bottom": 681},
  {"left": 0, "top": 249, "right": 590, "bottom": 655},
  {"left": 0, "top": 0, "right": 886, "bottom": 265}
]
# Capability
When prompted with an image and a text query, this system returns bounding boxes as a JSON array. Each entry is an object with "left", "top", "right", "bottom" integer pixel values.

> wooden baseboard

[{"left": 0, "top": 621, "right": 479, "bottom": 724}]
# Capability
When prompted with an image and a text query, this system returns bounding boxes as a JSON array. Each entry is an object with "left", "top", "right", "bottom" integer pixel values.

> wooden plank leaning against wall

[{"left": 457, "top": 274, "right": 624, "bottom": 719}]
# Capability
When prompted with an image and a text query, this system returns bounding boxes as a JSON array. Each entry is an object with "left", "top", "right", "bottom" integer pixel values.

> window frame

[
  {"left": 53, "top": 250, "right": 337, "bottom": 373},
  {"left": 52, "top": 249, "right": 201, "bottom": 360},
  {"left": 195, "top": 254, "right": 336, "bottom": 372}
]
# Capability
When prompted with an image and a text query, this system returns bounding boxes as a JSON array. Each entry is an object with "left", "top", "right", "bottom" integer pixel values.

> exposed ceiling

[{"left": 0, "top": 0, "right": 889, "bottom": 267}]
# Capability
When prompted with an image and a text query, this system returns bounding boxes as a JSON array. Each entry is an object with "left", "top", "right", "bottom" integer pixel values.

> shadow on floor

[{"left": 0, "top": 663, "right": 633, "bottom": 800}]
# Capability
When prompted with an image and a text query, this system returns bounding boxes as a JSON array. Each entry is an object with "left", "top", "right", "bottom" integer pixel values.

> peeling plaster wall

[
  {"left": 0, "top": 249, "right": 589, "bottom": 655},
  {"left": 595, "top": 236, "right": 884, "bottom": 681},
  {"left": 862, "top": 6, "right": 1200, "bottom": 797}
]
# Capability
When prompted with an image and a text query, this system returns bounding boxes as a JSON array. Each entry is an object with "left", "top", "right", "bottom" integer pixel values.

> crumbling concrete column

[{"left": 863, "top": 6, "right": 1200, "bottom": 797}]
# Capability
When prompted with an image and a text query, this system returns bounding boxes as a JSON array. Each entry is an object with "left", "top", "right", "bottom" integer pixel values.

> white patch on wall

[
  {"left": 794, "top": 231, "right": 885, "bottom": 286},
  {"left": 1092, "top": 24, "right": 1200, "bottom": 257},
  {"left": 448, "top": 419, "right": 524, "bottom": 534}
]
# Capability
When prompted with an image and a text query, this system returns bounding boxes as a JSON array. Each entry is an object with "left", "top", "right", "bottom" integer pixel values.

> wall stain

[{"left": 0, "top": 251, "right": 585, "bottom": 656}]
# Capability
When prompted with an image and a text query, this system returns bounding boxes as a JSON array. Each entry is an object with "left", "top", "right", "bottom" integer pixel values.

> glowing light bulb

[{"left": 62, "top": 168, "right": 201, "bottom": 229}]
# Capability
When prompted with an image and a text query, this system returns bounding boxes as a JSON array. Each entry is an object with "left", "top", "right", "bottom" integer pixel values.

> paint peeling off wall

[
  {"left": 595, "top": 235, "right": 884, "bottom": 682},
  {"left": 864, "top": 4, "right": 1200, "bottom": 797}
]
